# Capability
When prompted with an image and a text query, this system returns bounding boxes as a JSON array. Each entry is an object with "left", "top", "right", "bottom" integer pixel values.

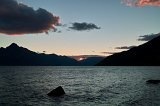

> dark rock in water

[
  {"left": 146, "top": 80, "right": 160, "bottom": 84},
  {"left": 47, "top": 86, "right": 65, "bottom": 97}
]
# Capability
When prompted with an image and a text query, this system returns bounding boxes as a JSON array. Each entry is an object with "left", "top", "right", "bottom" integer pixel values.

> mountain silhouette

[
  {"left": 97, "top": 35, "right": 160, "bottom": 66},
  {"left": 0, "top": 43, "right": 79, "bottom": 66},
  {"left": 0, "top": 43, "right": 103, "bottom": 66},
  {"left": 79, "top": 57, "right": 104, "bottom": 66}
]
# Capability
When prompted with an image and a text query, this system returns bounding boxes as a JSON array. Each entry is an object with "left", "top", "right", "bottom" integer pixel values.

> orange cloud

[{"left": 123, "top": 0, "right": 160, "bottom": 7}]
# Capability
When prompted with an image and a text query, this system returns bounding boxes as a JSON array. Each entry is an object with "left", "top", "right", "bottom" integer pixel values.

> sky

[{"left": 0, "top": 0, "right": 160, "bottom": 56}]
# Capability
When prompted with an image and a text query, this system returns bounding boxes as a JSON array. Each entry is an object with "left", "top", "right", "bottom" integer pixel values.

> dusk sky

[{"left": 0, "top": 0, "right": 160, "bottom": 56}]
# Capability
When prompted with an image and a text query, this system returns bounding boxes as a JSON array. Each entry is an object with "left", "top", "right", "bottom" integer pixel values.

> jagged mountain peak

[{"left": 7, "top": 43, "right": 19, "bottom": 49}]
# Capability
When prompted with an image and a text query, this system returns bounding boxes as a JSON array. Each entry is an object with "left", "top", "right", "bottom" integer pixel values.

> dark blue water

[{"left": 0, "top": 66, "right": 160, "bottom": 106}]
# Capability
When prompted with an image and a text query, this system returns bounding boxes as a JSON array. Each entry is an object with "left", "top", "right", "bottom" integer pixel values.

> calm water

[{"left": 0, "top": 66, "right": 160, "bottom": 106}]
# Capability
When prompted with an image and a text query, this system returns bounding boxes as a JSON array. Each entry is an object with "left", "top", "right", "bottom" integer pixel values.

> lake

[{"left": 0, "top": 66, "right": 160, "bottom": 106}]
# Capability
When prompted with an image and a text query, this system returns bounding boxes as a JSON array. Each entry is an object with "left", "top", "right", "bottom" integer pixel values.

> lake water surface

[{"left": 0, "top": 66, "right": 160, "bottom": 106}]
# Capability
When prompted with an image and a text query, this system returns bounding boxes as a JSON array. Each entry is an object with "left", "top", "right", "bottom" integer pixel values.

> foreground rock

[
  {"left": 146, "top": 80, "right": 160, "bottom": 84},
  {"left": 47, "top": 86, "right": 65, "bottom": 97}
]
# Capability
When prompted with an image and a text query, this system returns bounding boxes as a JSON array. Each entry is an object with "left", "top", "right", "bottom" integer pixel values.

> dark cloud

[
  {"left": 138, "top": 33, "right": 160, "bottom": 41},
  {"left": 115, "top": 46, "right": 136, "bottom": 49},
  {"left": 69, "top": 22, "right": 100, "bottom": 31},
  {"left": 0, "top": 0, "right": 60, "bottom": 35},
  {"left": 100, "top": 52, "right": 117, "bottom": 55}
]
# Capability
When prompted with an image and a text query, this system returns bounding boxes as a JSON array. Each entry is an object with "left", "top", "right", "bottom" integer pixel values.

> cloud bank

[
  {"left": 100, "top": 52, "right": 117, "bottom": 55},
  {"left": 69, "top": 22, "right": 100, "bottom": 31},
  {"left": 0, "top": 0, "right": 60, "bottom": 35},
  {"left": 138, "top": 33, "right": 160, "bottom": 41},
  {"left": 115, "top": 46, "right": 136, "bottom": 49},
  {"left": 123, "top": 0, "right": 160, "bottom": 7}
]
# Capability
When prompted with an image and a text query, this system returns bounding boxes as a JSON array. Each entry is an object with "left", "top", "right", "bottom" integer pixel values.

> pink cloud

[{"left": 123, "top": 0, "right": 160, "bottom": 7}]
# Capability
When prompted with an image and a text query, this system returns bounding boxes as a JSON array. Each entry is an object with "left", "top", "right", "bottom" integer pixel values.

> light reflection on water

[{"left": 0, "top": 66, "right": 160, "bottom": 106}]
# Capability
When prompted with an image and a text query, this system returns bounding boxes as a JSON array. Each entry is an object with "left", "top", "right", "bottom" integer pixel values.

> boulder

[
  {"left": 146, "top": 80, "right": 160, "bottom": 84},
  {"left": 47, "top": 86, "right": 65, "bottom": 97}
]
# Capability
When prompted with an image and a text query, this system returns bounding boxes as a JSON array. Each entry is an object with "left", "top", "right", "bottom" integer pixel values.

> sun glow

[{"left": 78, "top": 57, "right": 85, "bottom": 61}]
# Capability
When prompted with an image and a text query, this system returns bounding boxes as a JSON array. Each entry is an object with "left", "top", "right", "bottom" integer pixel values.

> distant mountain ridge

[
  {"left": 0, "top": 43, "right": 79, "bottom": 66},
  {"left": 79, "top": 57, "right": 104, "bottom": 66},
  {"left": 0, "top": 43, "right": 103, "bottom": 66},
  {"left": 97, "top": 35, "right": 160, "bottom": 66}
]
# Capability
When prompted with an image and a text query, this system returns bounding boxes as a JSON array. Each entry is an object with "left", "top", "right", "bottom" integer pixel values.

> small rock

[
  {"left": 47, "top": 86, "right": 65, "bottom": 97},
  {"left": 146, "top": 80, "right": 160, "bottom": 84}
]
